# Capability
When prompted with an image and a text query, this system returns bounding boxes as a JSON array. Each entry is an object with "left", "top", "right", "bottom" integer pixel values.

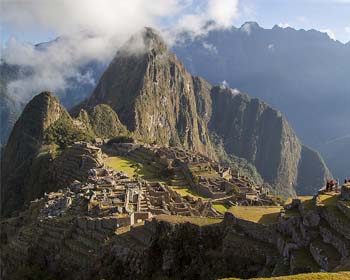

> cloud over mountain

[{"left": 1, "top": 0, "right": 239, "bottom": 103}]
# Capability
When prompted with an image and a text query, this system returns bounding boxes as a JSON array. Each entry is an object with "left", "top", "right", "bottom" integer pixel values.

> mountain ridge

[{"left": 74, "top": 27, "right": 331, "bottom": 197}]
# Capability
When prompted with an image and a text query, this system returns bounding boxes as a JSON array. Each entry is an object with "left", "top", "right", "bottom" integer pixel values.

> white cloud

[
  {"left": 345, "top": 26, "right": 350, "bottom": 33},
  {"left": 320, "top": 29, "right": 336, "bottom": 40},
  {"left": 207, "top": 0, "right": 239, "bottom": 27},
  {"left": 202, "top": 42, "right": 218, "bottom": 54},
  {"left": 278, "top": 23, "right": 292, "bottom": 28},
  {"left": 241, "top": 22, "right": 252, "bottom": 35},
  {"left": 1, "top": 0, "right": 240, "bottom": 103},
  {"left": 174, "top": 0, "right": 239, "bottom": 37}
]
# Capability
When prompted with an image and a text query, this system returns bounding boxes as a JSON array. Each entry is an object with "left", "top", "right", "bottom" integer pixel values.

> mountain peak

[
  {"left": 118, "top": 27, "right": 167, "bottom": 56},
  {"left": 240, "top": 22, "right": 261, "bottom": 32}
]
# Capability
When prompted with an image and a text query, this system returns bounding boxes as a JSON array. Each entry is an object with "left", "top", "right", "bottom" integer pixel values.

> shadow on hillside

[{"left": 258, "top": 212, "right": 279, "bottom": 225}]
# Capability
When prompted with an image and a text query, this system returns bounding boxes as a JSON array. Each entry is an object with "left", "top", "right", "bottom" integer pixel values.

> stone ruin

[
  {"left": 111, "top": 144, "right": 273, "bottom": 206},
  {"left": 38, "top": 164, "right": 221, "bottom": 229}
]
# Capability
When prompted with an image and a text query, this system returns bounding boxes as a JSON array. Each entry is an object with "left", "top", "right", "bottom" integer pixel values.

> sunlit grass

[
  {"left": 170, "top": 186, "right": 209, "bottom": 200},
  {"left": 155, "top": 214, "right": 222, "bottom": 226},
  {"left": 213, "top": 203, "right": 229, "bottom": 213},
  {"left": 104, "top": 156, "right": 159, "bottom": 180},
  {"left": 228, "top": 206, "right": 281, "bottom": 224}
]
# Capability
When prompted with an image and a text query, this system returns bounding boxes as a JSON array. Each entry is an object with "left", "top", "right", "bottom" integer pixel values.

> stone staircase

[
  {"left": 140, "top": 185, "right": 150, "bottom": 211},
  {"left": 37, "top": 220, "right": 69, "bottom": 250},
  {"left": 113, "top": 225, "right": 151, "bottom": 251},
  {"left": 280, "top": 195, "right": 350, "bottom": 273}
]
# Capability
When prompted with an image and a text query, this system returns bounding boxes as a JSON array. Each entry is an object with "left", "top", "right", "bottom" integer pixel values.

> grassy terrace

[
  {"left": 155, "top": 214, "right": 222, "bottom": 226},
  {"left": 285, "top": 196, "right": 315, "bottom": 211},
  {"left": 189, "top": 164, "right": 217, "bottom": 178},
  {"left": 104, "top": 156, "right": 160, "bottom": 180},
  {"left": 169, "top": 185, "right": 209, "bottom": 200},
  {"left": 105, "top": 156, "right": 210, "bottom": 200},
  {"left": 317, "top": 193, "right": 348, "bottom": 221},
  {"left": 213, "top": 203, "right": 229, "bottom": 213},
  {"left": 222, "top": 272, "right": 350, "bottom": 280},
  {"left": 228, "top": 206, "right": 282, "bottom": 225}
]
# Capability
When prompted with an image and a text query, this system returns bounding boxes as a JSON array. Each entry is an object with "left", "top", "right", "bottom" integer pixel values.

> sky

[
  {"left": 0, "top": 0, "right": 349, "bottom": 103},
  {"left": 1, "top": 0, "right": 350, "bottom": 45}
]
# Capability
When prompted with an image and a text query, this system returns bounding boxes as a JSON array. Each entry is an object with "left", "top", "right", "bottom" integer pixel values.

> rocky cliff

[
  {"left": 75, "top": 28, "right": 215, "bottom": 157},
  {"left": 1, "top": 92, "right": 65, "bottom": 216},
  {"left": 209, "top": 86, "right": 302, "bottom": 197},
  {"left": 209, "top": 87, "right": 331, "bottom": 197},
  {"left": 297, "top": 146, "right": 332, "bottom": 195},
  {"left": 0, "top": 92, "right": 107, "bottom": 216},
  {"left": 73, "top": 27, "right": 330, "bottom": 197},
  {"left": 2, "top": 28, "right": 332, "bottom": 219},
  {"left": 76, "top": 104, "right": 128, "bottom": 139}
]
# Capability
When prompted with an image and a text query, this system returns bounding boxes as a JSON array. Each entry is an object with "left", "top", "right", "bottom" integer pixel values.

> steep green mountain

[
  {"left": 74, "top": 28, "right": 215, "bottom": 157},
  {"left": 75, "top": 28, "right": 331, "bottom": 197},
  {"left": 209, "top": 87, "right": 301, "bottom": 197},
  {"left": 0, "top": 92, "right": 121, "bottom": 216},
  {"left": 1, "top": 28, "right": 332, "bottom": 215},
  {"left": 1, "top": 92, "right": 67, "bottom": 216},
  {"left": 76, "top": 104, "right": 128, "bottom": 139}
]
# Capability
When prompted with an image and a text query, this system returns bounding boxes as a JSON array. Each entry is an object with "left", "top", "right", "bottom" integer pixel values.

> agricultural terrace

[
  {"left": 104, "top": 156, "right": 160, "bottom": 180},
  {"left": 228, "top": 206, "right": 282, "bottom": 225},
  {"left": 155, "top": 214, "right": 223, "bottom": 226}
]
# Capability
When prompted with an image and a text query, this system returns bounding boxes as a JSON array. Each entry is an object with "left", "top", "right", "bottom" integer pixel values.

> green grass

[
  {"left": 155, "top": 214, "right": 222, "bottom": 226},
  {"left": 228, "top": 206, "right": 282, "bottom": 225},
  {"left": 318, "top": 194, "right": 349, "bottom": 222},
  {"left": 213, "top": 203, "right": 229, "bottom": 213},
  {"left": 221, "top": 272, "right": 350, "bottom": 280},
  {"left": 105, "top": 156, "right": 138, "bottom": 177},
  {"left": 170, "top": 186, "right": 209, "bottom": 200},
  {"left": 318, "top": 194, "right": 339, "bottom": 207},
  {"left": 104, "top": 156, "right": 160, "bottom": 180}
]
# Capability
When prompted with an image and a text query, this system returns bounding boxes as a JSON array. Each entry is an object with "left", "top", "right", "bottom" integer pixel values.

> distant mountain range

[
  {"left": 173, "top": 22, "right": 350, "bottom": 146},
  {"left": 1, "top": 22, "right": 348, "bottom": 179},
  {"left": 172, "top": 22, "right": 350, "bottom": 179}
]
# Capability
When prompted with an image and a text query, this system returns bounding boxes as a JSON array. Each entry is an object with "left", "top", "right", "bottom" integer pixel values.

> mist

[{"left": 1, "top": 0, "right": 239, "bottom": 104}]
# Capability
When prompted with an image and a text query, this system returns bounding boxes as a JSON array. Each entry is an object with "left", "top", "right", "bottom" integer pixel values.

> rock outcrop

[
  {"left": 76, "top": 104, "right": 128, "bottom": 139},
  {"left": 0, "top": 92, "right": 104, "bottom": 216},
  {"left": 297, "top": 146, "right": 332, "bottom": 195},
  {"left": 1, "top": 92, "right": 66, "bottom": 216},
  {"left": 209, "top": 87, "right": 302, "bottom": 197},
  {"left": 73, "top": 27, "right": 330, "bottom": 197},
  {"left": 75, "top": 28, "right": 216, "bottom": 157},
  {"left": 2, "top": 28, "right": 332, "bottom": 219},
  {"left": 50, "top": 142, "right": 104, "bottom": 188}
]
